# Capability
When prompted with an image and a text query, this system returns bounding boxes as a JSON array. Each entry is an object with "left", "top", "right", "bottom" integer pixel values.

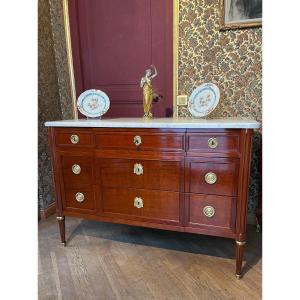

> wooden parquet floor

[{"left": 38, "top": 215, "right": 262, "bottom": 300}]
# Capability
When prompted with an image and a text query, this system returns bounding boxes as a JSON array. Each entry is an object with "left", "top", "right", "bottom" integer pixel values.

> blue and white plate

[
  {"left": 77, "top": 89, "right": 110, "bottom": 118},
  {"left": 188, "top": 83, "right": 220, "bottom": 118}
]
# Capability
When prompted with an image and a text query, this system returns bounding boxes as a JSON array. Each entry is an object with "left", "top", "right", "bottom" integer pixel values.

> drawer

[
  {"left": 187, "top": 158, "right": 239, "bottom": 196},
  {"left": 63, "top": 189, "right": 96, "bottom": 212},
  {"left": 95, "top": 131, "right": 185, "bottom": 152},
  {"left": 185, "top": 194, "right": 236, "bottom": 232},
  {"left": 100, "top": 187, "right": 180, "bottom": 225},
  {"left": 98, "top": 158, "right": 182, "bottom": 191},
  {"left": 55, "top": 129, "right": 94, "bottom": 148},
  {"left": 186, "top": 130, "right": 241, "bottom": 157},
  {"left": 60, "top": 153, "right": 94, "bottom": 188}
]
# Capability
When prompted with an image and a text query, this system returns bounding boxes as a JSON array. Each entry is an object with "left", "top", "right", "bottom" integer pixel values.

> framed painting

[{"left": 220, "top": 0, "right": 262, "bottom": 30}]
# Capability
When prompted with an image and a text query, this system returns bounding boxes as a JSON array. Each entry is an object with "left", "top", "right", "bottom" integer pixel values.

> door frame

[{"left": 62, "top": 0, "right": 180, "bottom": 119}]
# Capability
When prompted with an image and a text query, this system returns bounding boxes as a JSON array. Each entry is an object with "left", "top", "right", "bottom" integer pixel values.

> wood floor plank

[{"left": 39, "top": 216, "right": 262, "bottom": 300}]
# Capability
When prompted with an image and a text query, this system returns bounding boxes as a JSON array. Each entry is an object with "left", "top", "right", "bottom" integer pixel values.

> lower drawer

[
  {"left": 100, "top": 187, "right": 181, "bottom": 225},
  {"left": 63, "top": 189, "right": 96, "bottom": 213},
  {"left": 185, "top": 194, "right": 236, "bottom": 232}
]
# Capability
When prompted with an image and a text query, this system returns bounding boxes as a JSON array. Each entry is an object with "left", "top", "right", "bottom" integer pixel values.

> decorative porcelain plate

[
  {"left": 188, "top": 83, "right": 220, "bottom": 118},
  {"left": 77, "top": 89, "right": 110, "bottom": 118}
]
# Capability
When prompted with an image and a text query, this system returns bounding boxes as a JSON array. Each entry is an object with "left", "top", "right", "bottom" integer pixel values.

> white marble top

[{"left": 45, "top": 118, "right": 260, "bottom": 129}]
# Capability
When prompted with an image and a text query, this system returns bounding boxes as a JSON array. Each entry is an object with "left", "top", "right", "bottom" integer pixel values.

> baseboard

[
  {"left": 39, "top": 202, "right": 56, "bottom": 219},
  {"left": 247, "top": 213, "right": 257, "bottom": 225}
]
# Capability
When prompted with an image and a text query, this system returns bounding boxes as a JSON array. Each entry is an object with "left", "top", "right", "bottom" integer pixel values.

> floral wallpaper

[
  {"left": 41, "top": 0, "right": 262, "bottom": 215},
  {"left": 38, "top": 0, "right": 63, "bottom": 209}
]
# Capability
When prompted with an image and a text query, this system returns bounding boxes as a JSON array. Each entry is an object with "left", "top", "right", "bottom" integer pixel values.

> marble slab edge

[{"left": 45, "top": 118, "right": 260, "bottom": 129}]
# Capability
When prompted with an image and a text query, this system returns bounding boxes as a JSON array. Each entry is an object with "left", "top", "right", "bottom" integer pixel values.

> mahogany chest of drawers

[{"left": 47, "top": 120, "right": 258, "bottom": 279}]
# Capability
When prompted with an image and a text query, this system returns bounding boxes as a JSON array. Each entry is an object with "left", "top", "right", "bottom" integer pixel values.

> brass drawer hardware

[
  {"left": 203, "top": 206, "right": 215, "bottom": 218},
  {"left": 133, "top": 135, "right": 142, "bottom": 146},
  {"left": 134, "top": 197, "right": 144, "bottom": 209},
  {"left": 133, "top": 163, "right": 143, "bottom": 175},
  {"left": 72, "top": 164, "right": 81, "bottom": 175},
  {"left": 208, "top": 137, "right": 218, "bottom": 149},
  {"left": 70, "top": 134, "right": 80, "bottom": 144},
  {"left": 75, "top": 192, "right": 85, "bottom": 203},
  {"left": 205, "top": 172, "right": 217, "bottom": 184}
]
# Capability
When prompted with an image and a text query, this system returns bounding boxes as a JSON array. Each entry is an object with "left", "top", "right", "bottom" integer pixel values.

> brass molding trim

[
  {"left": 56, "top": 216, "right": 65, "bottom": 221},
  {"left": 173, "top": 0, "right": 179, "bottom": 117},
  {"left": 63, "top": 0, "right": 179, "bottom": 119},
  {"left": 236, "top": 240, "right": 246, "bottom": 246},
  {"left": 62, "top": 0, "right": 78, "bottom": 119}
]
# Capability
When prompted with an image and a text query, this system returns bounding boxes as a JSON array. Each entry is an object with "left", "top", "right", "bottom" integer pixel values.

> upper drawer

[
  {"left": 95, "top": 130, "right": 185, "bottom": 152},
  {"left": 186, "top": 130, "right": 241, "bottom": 157},
  {"left": 54, "top": 129, "right": 95, "bottom": 148},
  {"left": 97, "top": 158, "right": 182, "bottom": 192}
]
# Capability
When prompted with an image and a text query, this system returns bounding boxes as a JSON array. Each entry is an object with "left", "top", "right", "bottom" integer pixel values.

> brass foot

[
  {"left": 235, "top": 274, "right": 242, "bottom": 280},
  {"left": 62, "top": 242, "right": 66, "bottom": 247}
]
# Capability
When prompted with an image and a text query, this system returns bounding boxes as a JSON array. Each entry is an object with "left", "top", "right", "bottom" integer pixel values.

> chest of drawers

[{"left": 46, "top": 118, "right": 259, "bottom": 278}]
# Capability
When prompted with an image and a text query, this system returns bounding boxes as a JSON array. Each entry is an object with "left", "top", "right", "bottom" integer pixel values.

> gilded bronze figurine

[{"left": 140, "top": 65, "right": 159, "bottom": 119}]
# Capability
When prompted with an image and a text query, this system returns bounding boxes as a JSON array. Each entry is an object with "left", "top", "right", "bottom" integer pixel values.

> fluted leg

[
  {"left": 57, "top": 216, "right": 66, "bottom": 246},
  {"left": 235, "top": 240, "right": 246, "bottom": 279}
]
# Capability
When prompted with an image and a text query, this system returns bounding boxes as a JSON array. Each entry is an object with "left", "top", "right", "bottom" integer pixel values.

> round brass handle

[
  {"left": 133, "top": 135, "right": 142, "bottom": 146},
  {"left": 75, "top": 192, "right": 85, "bottom": 203},
  {"left": 208, "top": 137, "right": 218, "bottom": 149},
  {"left": 203, "top": 206, "right": 215, "bottom": 218},
  {"left": 134, "top": 197, "right": 144, "bottom": 209},
  {"left": 133, "top": 163, "right": 143, "bottom": 175},
  {"left": 70, "top": 134, "right": 80, "bottom": 144},
  {"left": 72, "top": 164, "right": 81, "bottom": 175},
  {"left": 205, "top": 172, "right": 217, "bottom": 184}
]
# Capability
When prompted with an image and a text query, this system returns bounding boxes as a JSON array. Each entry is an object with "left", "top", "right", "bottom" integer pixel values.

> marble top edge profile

[{"left": 45, "top": 117, "right": 260, "bottom": 129}]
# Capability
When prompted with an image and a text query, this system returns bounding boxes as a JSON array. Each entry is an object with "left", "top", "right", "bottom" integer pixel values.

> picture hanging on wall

[{"left": 220, "top": 0, "right": 262, "bottom": 30}]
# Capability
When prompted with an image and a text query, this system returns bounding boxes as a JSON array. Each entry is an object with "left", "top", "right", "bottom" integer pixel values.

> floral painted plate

[
  {"left": 77, "top": 89, "right": 110, "bottom": 118},
  {"left": 188, "top": 83, "right": 220, "bottom": 118}
]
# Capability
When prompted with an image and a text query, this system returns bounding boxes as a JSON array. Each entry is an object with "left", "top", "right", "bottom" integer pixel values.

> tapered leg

[
  {"left": 57, "top": 216, "right": 66, "bottom": 246},
  {"left": 235, "top": 240, "right": 246, "bottom": 279}
]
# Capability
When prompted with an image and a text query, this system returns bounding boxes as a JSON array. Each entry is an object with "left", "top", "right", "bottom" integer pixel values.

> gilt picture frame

[{"left": 220, "top": 0, "right": 262, "bottom": 30}]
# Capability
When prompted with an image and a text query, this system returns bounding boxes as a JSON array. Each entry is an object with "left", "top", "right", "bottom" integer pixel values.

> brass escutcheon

[
  {"left": 70, "top": 134, "right": 80, "bottom": 144},
  {"left": 208, "top": 137, "right": 218, "bottom": 149},
  {"left": 205, "top": 172, "right": 217, "bottom": 184},
  {"left": 72, "top": 164, "right": 81, "bottom": 175},
  {"left": 203, "top": 206, "right": 215, "bottom": 218},
  {"left": 75, "top": 192, "right": 85, "bottom": 203},
  {"left": 133, "top": 163, "right": 143, "bottom": 175},
  {"left": 133, "top": 135, "right": 142, "bottom": 146},
  {"left": 134, "top": 197, "right": 144, "bottom": 209}
]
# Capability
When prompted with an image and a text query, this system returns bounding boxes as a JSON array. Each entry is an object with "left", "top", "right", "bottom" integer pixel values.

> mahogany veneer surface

[{"left": 48, "top": 127, "right": 253, "bottom": 277}]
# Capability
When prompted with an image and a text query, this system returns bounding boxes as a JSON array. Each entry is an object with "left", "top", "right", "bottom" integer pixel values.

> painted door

[{"left": 68, "top": 0, "right": 173, "bottom": 118}]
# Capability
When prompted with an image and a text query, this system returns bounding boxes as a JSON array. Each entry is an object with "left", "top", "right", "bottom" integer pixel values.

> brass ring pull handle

[
  {"left": 133, "top": 163, "right": 143, "bottom": 175},
  {"left": 70, "top": 134, "right": 80, "bottom": 144},
  {"left": 208, "top": 137, "right": 218, "bottom": 149},
  {"left": 75, "top": 192, "right": 85, "bottom": 203},
  {"left": 205, "top": 172, "right": 217, "bottom": 184},
  {"left": 134, "top": 197, "right": 144, "bottom": 209},
  {"left": 72, "top": 164, "right": 81, "bottom": 175},
  {"left": 133, "top": 135, "right": 142, "bottom": 146},
  {"left": 203, "top": 206, "right": 215, "bottom": 218}
]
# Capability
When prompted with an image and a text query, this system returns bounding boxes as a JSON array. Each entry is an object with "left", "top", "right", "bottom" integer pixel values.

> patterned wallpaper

[
  {"left": 41, "top": 0, "right": 262, "bottom": 215},
  {"left": 38, "top": 0, "right": 63, "bottom": 209}
]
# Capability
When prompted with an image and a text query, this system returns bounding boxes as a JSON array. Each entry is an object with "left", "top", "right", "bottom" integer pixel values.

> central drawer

[
  {"left": 95, "top": 130, "right": 185, "bottom": 152},
  {"left": 100, "top": 187, "right": 181, "bottom": 225},
  {"left": 97, "top": 158, "right": 182, "bottom": 191}
]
